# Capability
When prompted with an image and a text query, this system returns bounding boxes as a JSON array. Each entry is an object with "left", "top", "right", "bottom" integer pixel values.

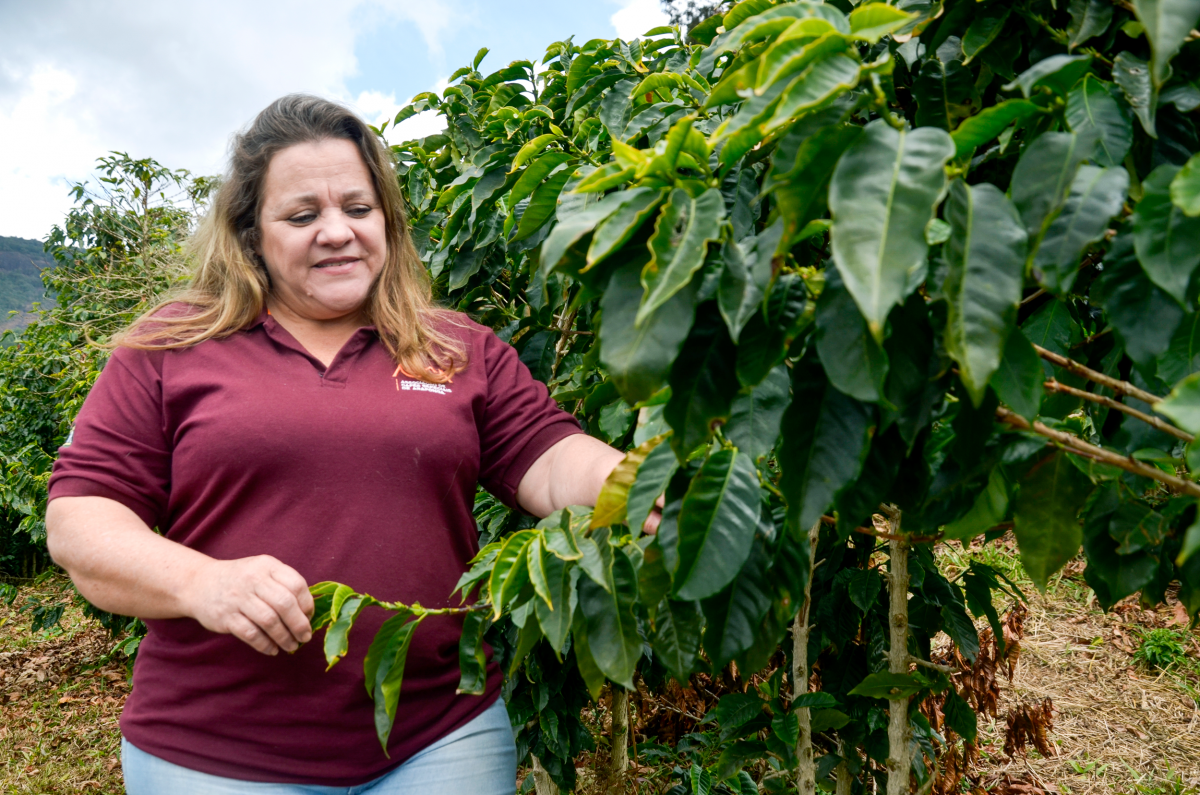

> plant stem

[
  {"left": 1033, "top": 345, "right": 1163, "bottom": 406},
  {"left": 1043, "top": 378, "right": 1193, "bottom": 442},
  {"left": 531, "top": 755, "right": 560, "bottom": 795},
  {"left": 995, "top": 406, "right": 1200, "bottom": 498},
  {"left": 609, "top": 686, "right": 630, "bottom": 794},
  {"left": 884, "top": 507, "right": 912, "bottom": 795},
  {"left": 835, "top": 739, "right": 853, "bottom": 795},
  {"left": 793, "top": 519, "right": 821, "bottom": 795}
]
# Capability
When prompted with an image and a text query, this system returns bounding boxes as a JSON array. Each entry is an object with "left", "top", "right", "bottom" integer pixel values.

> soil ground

[{"left": 3, "top": 551, "right": 1199, "bottom": 795}]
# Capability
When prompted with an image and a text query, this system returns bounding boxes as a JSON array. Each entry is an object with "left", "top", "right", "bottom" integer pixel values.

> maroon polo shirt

[{"left": 47, "top": 307, "right": 582, "bottom": 785}]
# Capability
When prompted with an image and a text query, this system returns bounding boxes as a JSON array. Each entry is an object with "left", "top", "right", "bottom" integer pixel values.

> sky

[{"left": 0, "top": 0, "right": 670, "bottom": 241}]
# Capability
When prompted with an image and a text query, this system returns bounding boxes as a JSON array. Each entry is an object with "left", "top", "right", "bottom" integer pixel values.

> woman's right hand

[{"left": 185, "top": 555, "right": 315, "bottom": 656}]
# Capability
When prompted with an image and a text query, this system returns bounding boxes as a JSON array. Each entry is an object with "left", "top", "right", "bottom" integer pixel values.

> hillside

[{"left": 0, "top": 236, "right": 53, "bottom": 338}]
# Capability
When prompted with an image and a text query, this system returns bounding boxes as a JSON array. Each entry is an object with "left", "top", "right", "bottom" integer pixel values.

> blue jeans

[{"left": 121, "top": 697, "right": 517, "bottom": 795}]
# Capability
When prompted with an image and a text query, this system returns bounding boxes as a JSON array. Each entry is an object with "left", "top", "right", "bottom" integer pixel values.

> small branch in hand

[
  {"left": 995, "top": 406, "right": 1200, "bottom": 498},
  {"left": 1044, "top": 378, "right": 1193, "bottom": 443},
  {"left": 1033, "top": 345, "right": 1162, "bottom": 406}
]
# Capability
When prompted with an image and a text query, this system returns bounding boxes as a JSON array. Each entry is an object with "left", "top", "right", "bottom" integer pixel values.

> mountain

[{"left": 0, "top": 236, "right": 53, "bottom": 338}]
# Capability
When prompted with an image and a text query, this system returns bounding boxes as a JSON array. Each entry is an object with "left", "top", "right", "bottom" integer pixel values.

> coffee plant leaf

[
  {"left": 829, "top": 120, "right": 954, "bottom": 340},
  {"left": 943, "top": 179, "right": 1027, "bottom": 407}
]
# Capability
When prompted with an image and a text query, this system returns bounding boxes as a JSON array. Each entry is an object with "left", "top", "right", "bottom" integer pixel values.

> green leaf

[
  {"left": 727, "top": 364, "right": 791, "bottom": 461},
  {"left": 571, "top": 610, "right": 607, "bottom": 700},
  {"left": 714, "top": 692, "right": 765, "bottom": 731},
  {"left": 1160, "top": 313, "right": 1200, "bottom": 385},
  {"left": 793, "top": 692, "right": 841, "bottom": 709},
  {"left": 666, "top": 312, "right": 740, "bottom": 457},
  {"left": 755, "top": 28, "right": 848, "bottom": 93},
  {"left": 941, "top": 600, "right": 981, "bottom": 663},
  {"left": 942, "top": 180, "right": 1027, "bottom": 407},
  {"left": 829, "top": 120, "right": 955, "bottom": 340},
  {"left": 1157, "top": 372, "right": 1200, "bottom": 433},
  {"left": 735, "top": 273, "right": 811, "bottom": 387},
  {"left": 1004, "top": 54, "right": 1092, "bottom": 98},
  {"left": 1170, "top": 152, "right": 1200, "bottom": 216},
  {"left": 534, "top": 557, "right": 579, "bottom": 654},
  {"left": 456, "top": 610, "right": 489, "bottom": 695},
  {"left": 768, "top": 123, "right": 864, "bottom": 244},
  {"left": 1033, "top": 165, "right": 1130, "bottom": 294},
  {"left": 701, "top": 533, "right": 775, "bottom": 668},
  {"left": 1133, "top": 164, "right": 1200, "bottom": 304},
  {"left": 943, "top": 688, "right": 979, "bottom": 743},
  {"left": 719, "top": 223, "right": 781, "bottom": 343},
  {"left": 577, "top": 545, "right": 641, "bottom": 688},
  {"left": 761, "top": 53, "right": 862, "bottom": 137},
  {"left": 600, "top": 257, "right": 699, "bottom": 404},
  {"left": 815, "top": 263, "right": 889, "bottom": 403},
  {"left": 950, "top": 99, "right": 1040, "bottom": 159},
  {"left": 849, "top": 3, "right": 914, "bottom": 42},
  {"left": 511, "top": 134, "right": 560, "bottom": 172},
  {"left": 778, "top": 361, "right": 875, "bottom": 531},
  {"left": 366, "top": 611, "right": 424, "bottom": 750},
  {"left": 513, "top": 165, "right": 576, "bottom": 242},
  {"left": 915, "top": 57, "right": 976, "bottom": 131},
  {"left": 691, "top": 763, "right": 714, "bottom": 795},
  {"left": 674, "top": 448, "right": 763, "bottom": 600},
  {"left": 628, "top": 440, "right": 680, "bottom": 536},
  {"left": 638, "top": 188, "right": 727, "bottom": 325},
  {"left": 848, "top": 672, "right": 924, "bottom": 699},
  {"left": 540, "top": 510, "right": 583, "bottom": 561},
  {"left": 716, "top": 741, "right": 769, "bottom": 782},
  {"left": 771, "top": 710, "right": 800, "bottom": 748},
  {"left": 1132, "top": 0, "right": 1200, "bottom": 91},
  {"left": 587, "top": 189, "right": 667, "bottom": 269},
  {"left": 509, "top": 151, "right": 573, "bottom": 208},
  {"left": 1013, "top": 451, "right": 1093, "bottom": 592},
  {"left": 1066, "top": 76, "right": 1134, "bottom": 167},
  {"left": 526, "top": 537, "right": 553, "bottom": 609},
  {"left": 651, "top": 597, "right": 704, "bottom": 682},
  {"left": 992, "top": 327, "right": 1045, "bottom": 421},
  {"left": 1011, "top": 131, "right": 1097, "bottom": 258},
  {"left": 1068, "top": 0, "right": 1114, "bottom": 50},
  {"left": 963, "top": 4, "right": 1012, "bottom": 61},
  {"left": 846, "top": 568, "right": 882, "bottom": 613},
  {"left": 943, "top": 468, "right": 1009, "bottom": 542},
  {"left": 810, "top": 709, "right": 851, "bottom": 733},
  {"left": 1114, "top": 51, "right": 1157, "bottom": 137},
  {"left": 488, "top": 529, "right": 536, "bottom": 618},
  {"left": 324, "top": 594, "right": 370, "bottom": 668},
  {"left": 542, "top": 188, "right": 655, "bottom": 272},
  {"left": 1093, "top": 232, "right": 1184, "bottom": 370}
]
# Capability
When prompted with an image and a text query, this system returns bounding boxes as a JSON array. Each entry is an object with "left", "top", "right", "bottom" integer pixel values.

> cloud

[
  {"left": 0, "top": 0, "right": 459, "bottom": 239},
  {"left": 610, "top": 0, "right": 671, "bottom": 40}
]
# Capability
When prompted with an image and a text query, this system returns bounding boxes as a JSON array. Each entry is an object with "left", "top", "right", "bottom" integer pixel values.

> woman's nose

[{"left": 315, "top": 211, "right": 354, "bottom": 247}]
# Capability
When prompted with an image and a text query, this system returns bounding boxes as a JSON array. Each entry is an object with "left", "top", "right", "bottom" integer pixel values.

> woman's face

[{"left": 257, "top": 138, "right": 387, "bottom": 323}]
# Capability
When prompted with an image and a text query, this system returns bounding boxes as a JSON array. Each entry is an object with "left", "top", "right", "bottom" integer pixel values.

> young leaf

[
  {"left": 674, "top": 448, "right": 763, "bottom": 601},
  {"left": 1013, "top": 451, "right": 1093, "bottom": 592},
  {"left": 942, "top": 180, "right": 1027, "bottom": 407},
  {"left": 586, "top": 188, "right": 667, "bottom": 269},
  {"left": 848, "top": 3, "right": 913, "bottom": 42},
  {"left": 513, "top": 165, "right": 576, "bottom": 241},
  {"left": 366, "top": 611, "right": 424, "bottom": 751},
  {"left": 542, "top": 188, "right": 655, "bottom": 272},
  {"left": 1004, "top": 54, "right": 1092, "bottom": 98},
  {"left": 592, "top": 434, "right": 665, "bottom": 529},
  {"left": 830, "top": 120, "right": 955, "bottom": 340},
  {"left": 534, "top": 558, "right": 579, "bottom": 654},
  {"left": 1170, "top": 152, "right": 1200, "bottom": 216},
  {"left": 488, "top": 529, "right": 536, "bottom": 618},
  {"left": 627, "top": 440, "right": 680, "bottom": 536},
  {"left": 950, "top": 99, "right": 1040, "bottom": 159}
]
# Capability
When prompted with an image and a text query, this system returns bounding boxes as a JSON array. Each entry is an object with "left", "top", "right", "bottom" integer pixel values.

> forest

[{"left": 3, "top": 0, "right": 1200, "bottom": 793}]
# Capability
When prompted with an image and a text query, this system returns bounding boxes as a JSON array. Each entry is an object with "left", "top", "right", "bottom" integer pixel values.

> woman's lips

[{"left": 314, "top": 258, "right": 359, "bottom": 269}]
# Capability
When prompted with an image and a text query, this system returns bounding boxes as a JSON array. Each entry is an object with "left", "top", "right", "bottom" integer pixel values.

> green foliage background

[{"left": 5, "top": 0, "right": 1200, "bottom": 790}]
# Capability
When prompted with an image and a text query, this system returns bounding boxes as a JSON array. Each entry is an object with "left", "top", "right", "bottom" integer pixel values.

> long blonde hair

[{"left": 114, "top": 94, "right": 464, "bottom": 383}]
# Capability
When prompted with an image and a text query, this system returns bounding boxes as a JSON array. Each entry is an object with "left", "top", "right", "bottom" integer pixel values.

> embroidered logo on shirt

[{"left": 398, "top": 379, "right": 452, "bottom": 395}]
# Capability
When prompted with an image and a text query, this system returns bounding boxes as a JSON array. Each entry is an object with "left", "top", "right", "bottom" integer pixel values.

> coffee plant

[{"left": 313, "top": 0, "right": 1200, "bottom": 791}]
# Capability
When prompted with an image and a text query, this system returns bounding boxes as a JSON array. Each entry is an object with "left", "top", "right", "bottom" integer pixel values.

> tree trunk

[
  {"left": 531, "top": 755, "right": 560, "bottom": 795},
  {"left": 793, "top": 519, "right": 821, "bottom": 795},
  {"left": 884, "top": 508, "right": 912, "bottom": 795},
  {"left": 609, "top": 686, "right": 630, "bottom": 794},
  {"left": 835, "top": 752, "right": 853, "bottom": 795}
]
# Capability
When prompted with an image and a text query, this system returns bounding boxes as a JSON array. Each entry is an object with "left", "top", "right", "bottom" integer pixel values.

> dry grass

[
  {"left": 939, "top": 541, "right": 1200, "bottom": 795},
  {"left": 0, "top": 575, "right": 128, "bottom": 795}
]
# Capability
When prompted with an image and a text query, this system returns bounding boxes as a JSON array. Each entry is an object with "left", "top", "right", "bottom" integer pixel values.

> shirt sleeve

[
  {"left": 474, "top": 327, "right": 583, "bottom": 510},
  {"left": 47, "top": 345, "right": 171, "bottom": 529}
]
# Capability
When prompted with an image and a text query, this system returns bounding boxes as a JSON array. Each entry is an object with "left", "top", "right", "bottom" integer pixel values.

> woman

[{"left": 45, "top": 94, "right": 632, "bottom": 794}]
